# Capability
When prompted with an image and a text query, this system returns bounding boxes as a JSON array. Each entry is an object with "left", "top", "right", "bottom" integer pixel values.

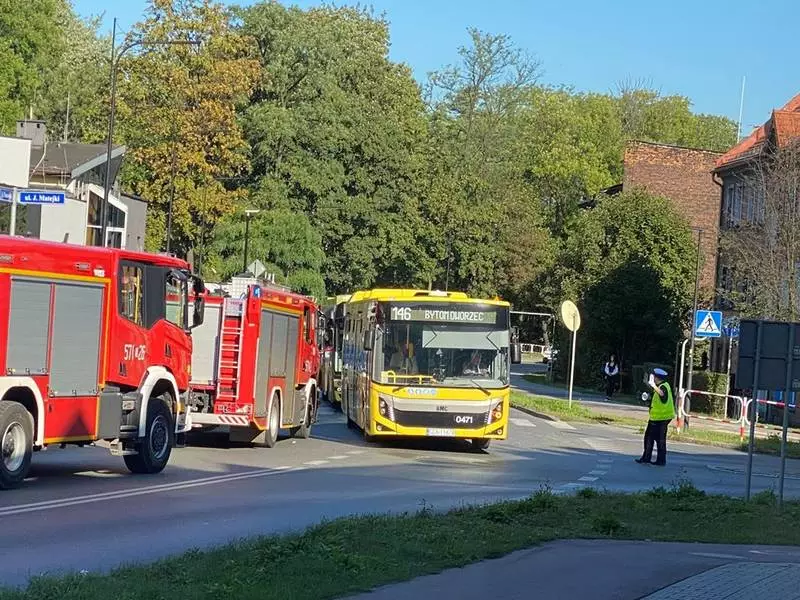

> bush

[{"left": 690, "top": 371, "right": 730, "bottom": 417}]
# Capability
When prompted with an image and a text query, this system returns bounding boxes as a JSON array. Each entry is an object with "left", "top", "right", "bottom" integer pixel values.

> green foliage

[
  {"left": 549, "top": 188, "right": 697, "bottom": 383},
  {"left": 118, "top": 0, "right": 259, "bottom": 257},
  {"left": 207, "top": 208, "right": 325, "bottom": 299},
  {"left": 238, "top": 2, "right": 431, "bottom": 293},
  {"left": 691, "top": 371, "right": 730, "bottom": 417}
]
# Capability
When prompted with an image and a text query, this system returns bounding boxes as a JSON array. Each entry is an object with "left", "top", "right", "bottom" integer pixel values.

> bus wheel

[
  {"left": 125, "top": 395, "right": 174, "bottom": 474},
  {"left": 471, "top": 438, "right": 491, "bottom": 452},
  {"left": 262, "top": 394, "right": 280, "bottom": 448},
  {"left": 0, "top": 401, "right": 33, "bottom": 489}
]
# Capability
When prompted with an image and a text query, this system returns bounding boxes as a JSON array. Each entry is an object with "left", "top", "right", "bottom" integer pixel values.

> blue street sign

[
  {"left": 18, "top": 190, "right": 65, "bottom": 205},
  {"left": 0, "top": 187, "right": 12, "bottom": 203},
  {"left": 722, "top": 315, "right": 740, "bottom": 338},
  {"left": 723, "top": 326, "right": 740, "bottom": 338},
  {"left": 694, "top": 310, "right": 722, "bottom": 338}
]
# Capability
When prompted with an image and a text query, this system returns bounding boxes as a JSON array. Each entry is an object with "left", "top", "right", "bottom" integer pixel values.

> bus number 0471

[{"left": 391, "top": 307, "right": 412, "bottom": 321}]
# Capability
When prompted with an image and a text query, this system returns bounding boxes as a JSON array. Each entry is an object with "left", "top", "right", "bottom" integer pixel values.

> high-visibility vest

[{"left": 649, "top": 381, "right": 675, "bottom": 421}]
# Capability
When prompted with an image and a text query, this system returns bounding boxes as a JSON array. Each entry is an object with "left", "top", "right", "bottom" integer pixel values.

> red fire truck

[
  {"left": 0, "top": 236, "right": 204, "bottom": 489},
  {"left": 187, "top": 280, "right": 321, "bottom": 446}
]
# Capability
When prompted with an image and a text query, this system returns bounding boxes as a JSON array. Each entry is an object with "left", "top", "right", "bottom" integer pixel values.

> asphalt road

[{"left": 2, "top": 368, "right": 800, "bottom": 586}]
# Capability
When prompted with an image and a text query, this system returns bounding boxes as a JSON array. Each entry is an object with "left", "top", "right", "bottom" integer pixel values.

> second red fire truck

[{"left": 187, "top": 279, "right": 321, "bottom": 446}]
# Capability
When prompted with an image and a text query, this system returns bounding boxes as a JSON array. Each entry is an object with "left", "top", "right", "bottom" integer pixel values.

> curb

[{"left": 510, "top": 403, "right": 558, "bottom": 423}]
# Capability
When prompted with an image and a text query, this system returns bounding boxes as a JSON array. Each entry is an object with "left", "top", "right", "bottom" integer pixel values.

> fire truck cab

[
  {"left": 0, "top": 236, "right": 204, "bottom": 488},
  {"left": 188, "top": 280, "right": 320, "bottom": 447}
]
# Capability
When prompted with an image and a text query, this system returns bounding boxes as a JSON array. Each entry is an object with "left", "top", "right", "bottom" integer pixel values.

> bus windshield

[{"left": 374, "top": 314, "right": 509, "bottom": 389}]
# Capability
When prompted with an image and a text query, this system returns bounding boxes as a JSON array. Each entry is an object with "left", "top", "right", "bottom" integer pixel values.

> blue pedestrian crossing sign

[{"left": 694, "top": 310, "right": 722, "bottom": 338}]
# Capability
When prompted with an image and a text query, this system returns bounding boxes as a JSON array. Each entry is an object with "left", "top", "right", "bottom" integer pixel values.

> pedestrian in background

[
  {"left": 603, "top": 354, "right": 619, "bottom": 401},
  {"left": 636, "top": 367, "right": 675, "bottom": 466}
]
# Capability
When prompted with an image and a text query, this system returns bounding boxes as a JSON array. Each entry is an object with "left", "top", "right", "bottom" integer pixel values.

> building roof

[
  {"left": 715, "top": 92, "right": 800, "bottom": 170},
  {"left": 29, "top": 141, "right": 126, "bottom": 179}
]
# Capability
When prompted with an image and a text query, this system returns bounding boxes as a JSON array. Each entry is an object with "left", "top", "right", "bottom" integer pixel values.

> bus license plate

[{"left": 427, "top": 428, "right": 455, "bottom": 437}]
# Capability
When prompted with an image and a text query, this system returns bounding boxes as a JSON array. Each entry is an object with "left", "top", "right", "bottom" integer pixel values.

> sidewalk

[
  {"left": 344, "top": 539, "right": 800, "bottom": 600},
  {"left": 512, "top": 375, "right": 800, "bottom": 443}
]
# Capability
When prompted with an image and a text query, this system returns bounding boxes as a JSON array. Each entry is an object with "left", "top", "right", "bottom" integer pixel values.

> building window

[
  {"left": 120, "top": 264, "right": 143, "bottom": 325},
  {"left": 86, "top": 188, "right": 128, "bottom": 248}
]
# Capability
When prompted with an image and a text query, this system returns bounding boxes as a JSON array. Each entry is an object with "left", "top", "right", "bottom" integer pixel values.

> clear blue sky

[{"left": 73, "top": 0, "right": 798, "bottom": 138}]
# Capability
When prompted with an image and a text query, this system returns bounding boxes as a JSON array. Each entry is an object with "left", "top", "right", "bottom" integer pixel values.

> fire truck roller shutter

[
  {"left": 189, "top": 301, "right": 222, "bottom": 386},
  {"left": 49, "top": 281, "right": 103, "bottom": 397},
  {"left": 285, "top": 315, "right": 299, "bottom": 425},
  {"left": 254, "top": 310, "right": 274, "bottom": 419},
  {"left": 269, "top": 313, "right": 289, "bottom": 425},
  {"left": 6, "top": 278, "right": 49, "bottom": 445}
]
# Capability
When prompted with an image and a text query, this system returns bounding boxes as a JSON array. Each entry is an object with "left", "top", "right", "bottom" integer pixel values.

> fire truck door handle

[{"left": 165, "top": 344, "right": 172, "bottom": 358}]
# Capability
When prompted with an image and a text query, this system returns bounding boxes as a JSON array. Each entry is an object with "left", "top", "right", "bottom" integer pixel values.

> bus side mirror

[
  {"left": 510, "top": 342, "right": 522, "bottom": 365},
  {"left": 363, "top": 330, "right": 374, "bottom": 352}
]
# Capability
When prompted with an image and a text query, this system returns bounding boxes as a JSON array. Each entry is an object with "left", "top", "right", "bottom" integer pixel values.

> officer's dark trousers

[{"left": 641, "top": 419, "right": 671, "bottom": 465}]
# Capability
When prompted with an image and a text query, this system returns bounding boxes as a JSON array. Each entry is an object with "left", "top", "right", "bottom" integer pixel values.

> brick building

[
  {"left": 712, "top": 92, "right": 800, "bottom": 308},
  {"left": 607, "top": 140, "right": 724, "bottom": 293}
]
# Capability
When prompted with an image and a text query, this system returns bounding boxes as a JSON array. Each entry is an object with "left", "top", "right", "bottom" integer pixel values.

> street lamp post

[
  {"left": 684, "top": 227, "right": 704, "bottom": 428},
  {"left": 242, "top": 209, "right": 260, "bottom": 272},
  {"left": 100, "top": 20, "right": 199, "bottom": 247}
]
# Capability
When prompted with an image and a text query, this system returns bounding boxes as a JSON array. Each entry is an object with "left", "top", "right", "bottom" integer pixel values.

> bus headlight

[
  {"left": 378, "top": 396, "right": 395, "bottom": 421},
  {"left": 489, "top": 400, "right": 503, "bottom": 424}
]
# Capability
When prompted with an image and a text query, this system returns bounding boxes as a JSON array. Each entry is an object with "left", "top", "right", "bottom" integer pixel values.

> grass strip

[
  {"left": 521, "top": 373, "right": 638, "bottom": 404},
  {"left": 3, "top": 483, "right": 799, "bottom": 600},
  {"left": 511, "top": 392, "right": 643, "bottom": 428},
  {"left": 511, "top": 392, "right": 800, "bottom": 459}
]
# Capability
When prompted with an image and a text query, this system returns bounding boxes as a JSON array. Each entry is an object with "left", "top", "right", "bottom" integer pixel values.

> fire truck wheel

[
  {"left": 262, "top": 394, "right": 280, "bottom": 448},
  {"left": 124, "top": 395, "right": 175, "bottom": 474},
  {"left": 0, "top": 402, "right": 33, "bottom": 489},
  {"left": 290, "top": 401, "right": 313, "bottom": 440}
]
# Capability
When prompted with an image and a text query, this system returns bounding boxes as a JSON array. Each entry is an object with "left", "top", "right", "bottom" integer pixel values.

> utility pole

[{"left": 685, "top": 228, "right": 703, "bottom": 428}]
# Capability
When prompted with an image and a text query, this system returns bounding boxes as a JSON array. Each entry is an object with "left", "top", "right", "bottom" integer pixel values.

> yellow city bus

[{"left": 341, "top": 289, "right": 521, "bottom": 450}]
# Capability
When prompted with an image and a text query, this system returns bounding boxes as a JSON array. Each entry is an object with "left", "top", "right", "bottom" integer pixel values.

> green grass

[
  {"left": 5, "top": 482, "right": 800, "bottom": 600},
  {"left": 511, "top": 392, "right": 800, "bottom": 459},
  {"left": 511, "top": 392, "right": 643, "bottom": 428}
]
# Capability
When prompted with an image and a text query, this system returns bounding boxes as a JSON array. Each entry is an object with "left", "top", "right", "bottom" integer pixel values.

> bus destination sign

[{"left": 388, "top": 304, "right": 498, "bottom": 325}]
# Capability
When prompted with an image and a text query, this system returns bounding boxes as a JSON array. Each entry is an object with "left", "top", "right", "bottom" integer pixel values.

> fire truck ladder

[{"left": 216, "top": 298, "right": 245, "bottom": 403}]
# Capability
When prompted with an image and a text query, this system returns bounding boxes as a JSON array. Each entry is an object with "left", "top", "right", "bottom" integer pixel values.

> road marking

[
  {"left": 346, "top": 450, "right": 366, "bottom": 455},
  {"left": 303, "top": 460, "right": 329, "bottom": 466},
  {"left": 689, "top": 552, "right": 745, "bottom": 560},
  {"left": 328, "top": 455, "right": 348, "bottom": 460},
  {"left": 597, "top": 458, "right": 614, "bottom": 464},
  {"left": 588, "top": 470, "right": 607, "bottom": 476},
  {"left": 510, "top": 417, "right": 536, "bottom": 428},
  {"left": 2, "top": 467, "right": 299, "bottom": 517},
  {"left": 549, "top": 420, "right": 576, "bottom": 430},
  {"left": 578, "top": 476, "right": 598, "bottom": 482}
]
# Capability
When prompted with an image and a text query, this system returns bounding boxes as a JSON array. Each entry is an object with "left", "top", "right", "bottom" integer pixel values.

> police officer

[{"left": 636, "top": 367, "right": 675, "bottom": 466}]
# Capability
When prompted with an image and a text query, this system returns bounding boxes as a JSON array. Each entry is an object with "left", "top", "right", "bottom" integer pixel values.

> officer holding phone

[{"left": 636, "top": 367, "right": 675, "bottom": 466}]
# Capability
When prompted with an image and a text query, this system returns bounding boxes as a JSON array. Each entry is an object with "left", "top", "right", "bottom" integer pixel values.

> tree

[
  {"left": 0, "top": 0, "right": 71, "bottom": 132},
  {"left": 117, "top": 0, "right": 259, "bottom": 256},
  {"left": 615, "top": 80, "right": 737, "bottom": 152},
  {"left": 35, "top": 11, "right": 109, "bottom": 143},
  {"left": 550, "top": 188, "right": 697, "bottom": 383},
  {"left": 719, "top": 140, "right": 800, "bottom": 321},
  {"left": 424, "top": 29, "right": 553, "bottom": 299},
  {"left": 206, "top": 208, "right": 325, "bottom": 299},
  {"left": 238, "top": 2, "right": 430, "bottom": 293}
]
